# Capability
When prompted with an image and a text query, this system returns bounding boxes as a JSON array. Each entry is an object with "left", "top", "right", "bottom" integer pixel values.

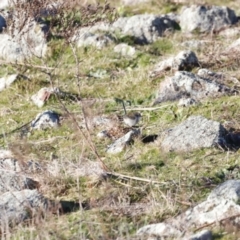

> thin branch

[
  {"left": 106, "top": 172, "right": 168, "bottom": 185},
  {"left": 194, "top": 213, "right": 240, "bottom": 232}
]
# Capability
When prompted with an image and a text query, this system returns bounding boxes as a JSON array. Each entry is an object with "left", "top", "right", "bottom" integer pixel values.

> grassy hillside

[{"left": 1, "top": 0, "right": 240, "bottom": 239}]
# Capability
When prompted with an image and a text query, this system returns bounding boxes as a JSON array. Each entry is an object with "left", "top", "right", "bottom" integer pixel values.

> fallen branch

[{"left": 106, "top": 172, "right": 168, "bottom": 185}]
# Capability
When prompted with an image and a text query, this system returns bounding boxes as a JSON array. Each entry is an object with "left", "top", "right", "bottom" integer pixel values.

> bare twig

[
  {"left": 194, "top": 213, "right": 240, "bottom": 232},
  {"left": 106, "top": 172, "right": 168, "bottom": 185}
]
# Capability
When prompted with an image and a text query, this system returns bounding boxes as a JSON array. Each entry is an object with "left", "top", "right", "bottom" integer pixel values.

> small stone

[
  {"left": 114, "top": 43, "right": 136, "bottom": 57},
  {"left": 31, "top": 110, "right": 60, "bottom": 130}
]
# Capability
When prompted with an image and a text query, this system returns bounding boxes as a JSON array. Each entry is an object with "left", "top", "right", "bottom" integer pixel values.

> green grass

[{"left": 1, "top": 1, "right": 240, "bottom": 239}]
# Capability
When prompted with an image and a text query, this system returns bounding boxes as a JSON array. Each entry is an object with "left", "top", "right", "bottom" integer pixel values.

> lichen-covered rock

[
  {"left": 112, "top": 14, "right": 178, "bottom": 44},
  {"left": 0, "top": 189, "right": 48, "bottom": 226},
  {"left": 0, "top": 15, "right": 48, "bottom": 62},
  {"left": 0, "top": 169, "right": 39, "bottom": 194},
  {"left": 154, "top": 71, "right": 236, "bottom": 105},
  {"left": 72, "top": 32, "right": 114, "bottom": 49},
  {"left": 160, "top": 115, "right": 227, "bottom": 152},
  {"left": 180, "top": 5, "right": 238, "bottom": 33},
  {"left": 107, "top": 129, "right": 140, "bottom": 154},
  {"left": 31, "top": 110, "right": 60, "bottom": 130},
  {"left": 150, "top": 51, "right": 199, "bottom": 77},
  {"left": 137, "top": 180, "right": 240, "bottom": 238}
]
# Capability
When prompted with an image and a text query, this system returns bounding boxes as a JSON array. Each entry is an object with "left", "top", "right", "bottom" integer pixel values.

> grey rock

[
  {"left": 180, "top": 5, "right": 238, "bottom": 33},
  {"left": 0, "top": 169, "right": 39, "bottom": 194},
  {"left": 114, "top": 43, "right": 136, "bottom": 57},
  {"left": 197, "top": 68, "right": 239, "bottom": 85},
  {"left": 208, "top": 180, "right": 240, "bottom": 202},
  {"left": 0, "top": 189, "right": 48, "bottom": 226},
  {"left": 112, "top": 14, "right": 177, "bottom": 44},
  {"left": 0, "top": 16, "right": 47, "bottom": 62},
  {"left": 150, "top": 50, "right": 198, "bottom": 77},
  {"left": 137, "top": 180, "right": 240, "bottom": 238},
  {"left": 154, "top": 71, "right": 235, "bottom": 105},
  {"left": 137, "top": 223, "right": 182, "bottom": 238},
  {"left": 160, "top": 115, "right": 227, "bottom": 152},
  {"left": 31, "top": 110, "right": 60, "bottom": 130},
  {"left": 178, "top": 97, "right": 197, "bottom": 107},
  {"left": 107, "top": 129, "right": 140, "bottom": 154},
  {"left": 72, "top": 32, "right": 114, "bottom": 49},
  {"left": 197, "top": 68, "right": 226, "bottom": 84},
  {"left": 0, "top": 149, "right": 43, "bottom": 173}
]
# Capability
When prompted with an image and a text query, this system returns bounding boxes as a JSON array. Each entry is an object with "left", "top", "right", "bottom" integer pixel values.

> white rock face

[
  {"left": 180, "top": 5, "right": 238, "bottom": 33},
  {"left": 0, "top": 74, "right": 18, "bottom": 91}
]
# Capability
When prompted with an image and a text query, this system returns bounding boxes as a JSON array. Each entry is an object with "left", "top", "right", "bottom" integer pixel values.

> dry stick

[
  {"left": 124, "top": 105, "right": 174, "bottom": 111},
  {"left": 194, "top": 213, "right": 240, "bottom": 232},
  {"left": 106, "top": 172, "right": 167, "bottom": 185}
]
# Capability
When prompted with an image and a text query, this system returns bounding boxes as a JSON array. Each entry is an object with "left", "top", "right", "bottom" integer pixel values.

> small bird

[
  {"left": 119, "top": 99, "right": 142, "bottom": 127},
  {"left": 123, "top": 112, "right": 142, "bottom": 127}
]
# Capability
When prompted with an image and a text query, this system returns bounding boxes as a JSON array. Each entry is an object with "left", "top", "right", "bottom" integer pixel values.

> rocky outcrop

[
  {"left": 150, "top": 50, "right": 199, "bottom": 77},
  {"left": 0, "top": 12, "right": 48, "bottom": 62},
  {"left": 154, "top": 70, "right": 236, "bottom": 105},
  {"left": 180, "top": 5, "right": 238, "bottom": 33},
  {"left": 0, "top": 189, "right": 48, "bottom": 227},
  {"left": 137, "top": 180, "right": 240, "bottom": 238},
  {"left": 72, "top": 32, "right": 114, "bottom": 49},
  {"left": 112, "top": 14, "right": 178, "bottom": 44}
]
